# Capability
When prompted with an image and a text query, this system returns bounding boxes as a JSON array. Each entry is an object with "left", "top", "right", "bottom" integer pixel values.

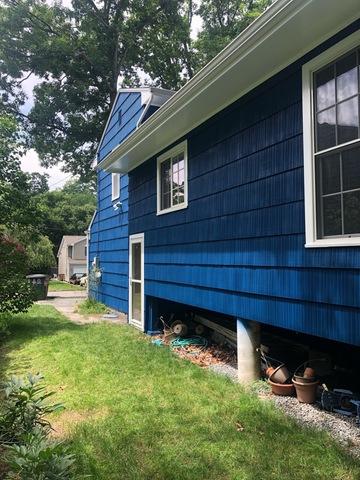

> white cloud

[{"left": 21, "top": 149, "right": 71, "bottom": 190}]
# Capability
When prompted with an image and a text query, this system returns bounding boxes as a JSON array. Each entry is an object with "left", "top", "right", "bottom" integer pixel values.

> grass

[
  {"left": 1, "top": 305, "right": 359, "bottom": 480},
  {"left": 76, "top": 298, "right": 109, "bottom": 315},
  {"left": 48, "top": 279, "right": 84, "bottom": 292}
]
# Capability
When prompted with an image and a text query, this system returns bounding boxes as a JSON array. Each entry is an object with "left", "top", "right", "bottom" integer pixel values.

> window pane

[
  {"left": 161, "top": 159, "right": 171, "bottom": 195},
  {"left": 315, "top": 65, "right": 335, "bottom": 111},
  {"left": 337, "top": 97, "right": 359, "bottom": 145},
  {"left": 131, "top": 282, "right": 142, "bottom": 322},
  {"left": 316, "top": 107, "right": 336, "bottom": 151},
  {"left": 131, "top": 243, "right": 141, "bottom": 280},
  {"left": 322, "top": 195, "right": 342, "bottom": 236},
  {"left": 336, "top": 52, "right": 358, "bottom": 102},
  {"left": 173, "top": 188, "right": 179, "bottom": 205},
  {"left": 343, "top": 190, "right": 360, "bottom": 234},
  {"left": 179, "top": 169, "right": 184, "bottom": 187},
  {"left": 161, "top": 192, "right": 171, "bottom": 210},
  {"left": 342, "top": 146, "right": 360, "bottom": 191},
  {"left": 319, "top": 153, "right": 340, "bottom": 194}
]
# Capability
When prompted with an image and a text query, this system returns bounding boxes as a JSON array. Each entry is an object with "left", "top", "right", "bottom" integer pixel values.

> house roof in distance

[{"left": 97, "top": 0, "right": 360, "bottom": 174}]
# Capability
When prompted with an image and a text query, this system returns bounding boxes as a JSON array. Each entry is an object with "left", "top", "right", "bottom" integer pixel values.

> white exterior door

[{"left": 129, "top": 233, "right": 144, "bottom": 330}]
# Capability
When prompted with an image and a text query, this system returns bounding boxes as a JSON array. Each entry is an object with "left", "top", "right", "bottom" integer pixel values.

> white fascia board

[
  {"left": 97, "top": 0, "right": 360, "bottom": 174},
  {"left": 95, "top": 87, "right": 174, "bottom": 162}
]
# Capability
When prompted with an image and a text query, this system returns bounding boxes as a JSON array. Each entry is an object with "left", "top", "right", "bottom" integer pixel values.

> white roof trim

[
  {"left": 96, "top": 87, "right": 174, "bottom": 160},
  {"left": 97, "top": 0, "right": 360, "bottom": 174}
]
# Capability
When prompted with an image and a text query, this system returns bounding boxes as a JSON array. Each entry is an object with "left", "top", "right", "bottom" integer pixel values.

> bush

[
  {"left": 0, "top": 374, "right": 64, "bottom": 445},
  {"left": 5, "top": 431, "right": 75, "bottom": 480},
  {"left": 0, "top": 234, "right": 34, "bottom": 313},
  {"left": 0, "top": 374, "right": 76, "bottom": 479}
]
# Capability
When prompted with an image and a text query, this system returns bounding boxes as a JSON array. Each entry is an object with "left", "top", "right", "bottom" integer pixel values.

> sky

[{"left": 19, "top": 4, "right": 202, "bottom": 190}]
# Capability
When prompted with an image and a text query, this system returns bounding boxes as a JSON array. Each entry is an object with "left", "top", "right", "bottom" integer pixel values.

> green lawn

[
  {"left": 48, "top": 279, "right": 85, "bottom": 291},
  {"left": 1, "top": 305, "right": 359, "bottom": 480}
]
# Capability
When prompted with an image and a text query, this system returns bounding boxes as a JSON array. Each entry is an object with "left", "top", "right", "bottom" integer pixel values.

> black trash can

[{"left": 26, "top": 274, "right": 49, "bottom": 300}]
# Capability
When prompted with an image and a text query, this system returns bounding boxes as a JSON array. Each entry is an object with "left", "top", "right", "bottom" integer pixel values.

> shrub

[
  {"left": 0, "top": 374, "right": 64, "bottom": 445},
  {"left": 0, "top": 234, "right": 34, "bottom": 313},
  {"left": 5, "top": 431, "right": 75, "bottom": 480}
]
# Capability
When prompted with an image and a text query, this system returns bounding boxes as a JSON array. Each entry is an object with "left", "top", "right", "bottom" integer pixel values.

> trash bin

[{"left": 26, "top": 274, "right": 49, "bottom": 300}]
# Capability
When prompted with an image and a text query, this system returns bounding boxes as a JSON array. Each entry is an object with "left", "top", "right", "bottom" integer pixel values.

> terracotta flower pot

[
  {"left": 268, "top": 379, "right": 295, "bottom": 396},
  {"left": 292, "top": 378, "right": 318, "bottom": 404},
  {"left": 265, "top": 367, "right": 275, "bottom": 378},
  {"left": 269, "top": 364, "right": 291, "bottom": 384},
  {"left": 293, "top": 374, "right": 316, "bottom": 384},
  {"left": 304, "top": 367, "right": 316, "bottom": 378}
]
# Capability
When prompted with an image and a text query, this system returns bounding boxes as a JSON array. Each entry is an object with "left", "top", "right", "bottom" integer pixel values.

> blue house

[{"left": 91, "top": 0, "right": 360, "bottom": 380}]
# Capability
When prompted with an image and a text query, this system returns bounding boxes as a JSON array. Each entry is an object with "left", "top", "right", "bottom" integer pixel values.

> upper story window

[
  {"left": 112, "top": 173, "right": 120, "bottom": 201},
  {"left": 157, "top": 140, "right": 188, "bottom": 215},
  {"left": 302, "top": 32, "right": 360, "bottom": 247}
]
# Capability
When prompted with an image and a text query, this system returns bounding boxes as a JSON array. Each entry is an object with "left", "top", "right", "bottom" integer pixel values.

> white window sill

[
  {"left": 305, "top": 239, "right": 360, "bottom": 248},
  {"left": 157, "top": 202, "right": 188, "bottom": 216}
]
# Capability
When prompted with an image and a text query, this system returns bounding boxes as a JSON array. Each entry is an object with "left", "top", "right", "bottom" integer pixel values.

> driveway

[{"left": 38, "top": 291, "right": 127, "bottom": 325}]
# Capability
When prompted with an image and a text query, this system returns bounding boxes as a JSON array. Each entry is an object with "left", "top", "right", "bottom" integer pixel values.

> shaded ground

[{"left": 1, "top": 305, "right": 359, "bottom": 480}]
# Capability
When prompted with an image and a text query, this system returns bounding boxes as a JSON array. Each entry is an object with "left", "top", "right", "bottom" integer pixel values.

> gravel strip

[
  {"left": 207, "top": 364, "right": 360, "bottom": 457},
  {"left": 208, "top": 363, "right": 238, "bottom": 382},
  {"left": 270, "top": 394, "right": 360, "bottom": 458}
]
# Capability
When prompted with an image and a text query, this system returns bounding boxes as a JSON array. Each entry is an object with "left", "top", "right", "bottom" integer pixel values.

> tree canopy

[{"left": 0, "top": 0, "right": 272, "bottom": 181}]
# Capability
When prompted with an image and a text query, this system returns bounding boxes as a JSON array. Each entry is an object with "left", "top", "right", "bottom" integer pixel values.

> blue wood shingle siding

[
  {"left": 89, "top": 92, "right": 144, "bottom": 312},
  {"left": 129, "top": 22, "right": 360, "bottom": 346}
]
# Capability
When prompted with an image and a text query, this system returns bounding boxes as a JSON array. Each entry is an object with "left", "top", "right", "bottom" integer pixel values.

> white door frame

[{"left": 129, "top": 233, "right": 145, "bottom": 331}]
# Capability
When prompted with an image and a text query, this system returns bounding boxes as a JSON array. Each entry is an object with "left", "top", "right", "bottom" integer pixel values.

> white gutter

[{"left": 97, "top": 0, "right": 360, "bottom": 174}]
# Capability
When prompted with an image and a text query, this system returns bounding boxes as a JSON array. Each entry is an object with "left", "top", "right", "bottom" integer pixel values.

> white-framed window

[
  {"left": 303, "top": 31, "right": 360, "bottom": 248},
  {"left": 111, "top": 173, "right": 120, "bottom": 201},
  {"left": 157, "top": 140, "right": 188, "bottom": 215}
]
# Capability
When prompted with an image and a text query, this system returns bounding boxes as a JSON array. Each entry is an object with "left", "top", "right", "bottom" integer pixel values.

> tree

[
  {"left": 37, "top": 179, "right": 96, "bottom": 253},
  {"left": 0, "top": 114, "right": 48, "bottom": 231},
  {"left": 26, "top": 235, "right": 56, "bottom": 274},
  {"left": 195, "top": 0, "right": 273, "bottom": 65},
  {"left": 0, "top": 233, "right": 34, "bottom": 314},
  {"left": 0, "top": 0, "right": 196, "bottom": 181}
]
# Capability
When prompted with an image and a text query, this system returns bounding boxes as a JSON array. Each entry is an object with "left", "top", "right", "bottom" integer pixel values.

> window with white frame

[
  {"left": 157, "top": 140, "right": 188, "bottom": 214},
  {"left": 303, "top": 32, "right": 360, "bottom": 247},
  {"left": 111, "top": 173, "right": 120, "bottom": 200}
]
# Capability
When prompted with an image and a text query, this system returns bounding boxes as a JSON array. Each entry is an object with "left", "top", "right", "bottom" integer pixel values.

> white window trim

[
  {"left": 302, "top": 30, "right": 360, "bottom": 248},
  {"left": 111, "top": 173, "right": 120, "bottom": 201},
  {"left": 156, "top": 140, "right": 188, "bottom": 215}
]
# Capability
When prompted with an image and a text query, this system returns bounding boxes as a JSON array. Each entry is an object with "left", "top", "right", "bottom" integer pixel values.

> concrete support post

[{"left": 237, "top": 318, "right": 260, "bottom": 383}]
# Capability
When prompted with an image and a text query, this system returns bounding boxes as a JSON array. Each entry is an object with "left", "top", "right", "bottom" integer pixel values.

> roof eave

[{"left": 97, "top": 0, "right": 360, "bottom": 174}]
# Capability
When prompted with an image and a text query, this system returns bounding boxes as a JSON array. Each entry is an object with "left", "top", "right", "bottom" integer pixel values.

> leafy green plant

[
  {"left": 76, "top": 298, "right": 109, "bottom": 315},
  {"left": 0, "top": 374, "right": 64, "bottom": 445},
  {"left": 5, "top": 430, "right": 75, "bottom": 480}
]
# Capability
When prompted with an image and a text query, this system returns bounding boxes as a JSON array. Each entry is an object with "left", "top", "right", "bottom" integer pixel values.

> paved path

[{"left": 38, "top": 291, "right": 127, "bottom": 325}]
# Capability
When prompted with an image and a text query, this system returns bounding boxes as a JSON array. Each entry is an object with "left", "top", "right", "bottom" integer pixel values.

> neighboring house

[
  {"left": 91, "top": 0, "right": 360, "bottom": 375},
  {"left": 57, "top": 236, "right": 87, "bottom": 282}
]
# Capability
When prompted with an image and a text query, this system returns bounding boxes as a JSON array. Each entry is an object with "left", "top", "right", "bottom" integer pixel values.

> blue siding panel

[
  {"left": 89, "top": 92, "right": 145, "bottom": 312},
  {"left": 128, "top": 22, "right": 360, "bottom": 345}
]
